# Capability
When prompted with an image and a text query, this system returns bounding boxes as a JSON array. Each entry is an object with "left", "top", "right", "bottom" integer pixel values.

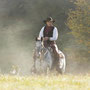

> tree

[{"left": 67, "top": 0, "right": 90, "bottom": 52}]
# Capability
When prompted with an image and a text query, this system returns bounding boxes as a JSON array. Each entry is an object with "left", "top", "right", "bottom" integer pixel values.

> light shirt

[{"left": 38, "top": 26, "right": 58, "bottom": 41}]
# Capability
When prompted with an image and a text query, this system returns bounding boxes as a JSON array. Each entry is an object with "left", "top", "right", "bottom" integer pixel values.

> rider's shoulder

[
  {"left": 54, "top": 26, "right": 58, "bottom": 30},
  {"left": 41, "top": 26, "right": 58, "bottom": 30},
  {"left": 41, "top": 26, "right": 45, "bottom": 29}
]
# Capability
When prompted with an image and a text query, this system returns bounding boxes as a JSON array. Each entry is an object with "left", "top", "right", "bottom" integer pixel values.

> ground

[{"left": 0, "top": 74, "right": 90, "bottom": 90}]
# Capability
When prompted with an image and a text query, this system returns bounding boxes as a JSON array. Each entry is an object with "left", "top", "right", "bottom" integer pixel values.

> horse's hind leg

[{"left": 56, "top": 57, "right": 66, "bottom": 74}]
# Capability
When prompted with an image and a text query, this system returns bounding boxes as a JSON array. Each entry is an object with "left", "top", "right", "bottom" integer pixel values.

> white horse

[{"left": 32, "top": 38, "right": 66, "bottom": 74}]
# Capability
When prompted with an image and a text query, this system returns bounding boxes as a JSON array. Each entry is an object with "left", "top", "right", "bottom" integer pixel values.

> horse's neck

[{"left": 43, "top": 47, "right": 52, "bottom": 55}]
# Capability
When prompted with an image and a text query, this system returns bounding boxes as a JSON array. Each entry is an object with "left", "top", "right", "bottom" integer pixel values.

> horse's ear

[{"left": 41, "top": 37, "right": 43, "bottom": 41}]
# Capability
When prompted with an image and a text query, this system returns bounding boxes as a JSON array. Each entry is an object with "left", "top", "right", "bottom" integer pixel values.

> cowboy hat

[{"left": 43, "top": 17, "right": 55, "bottom": 23}]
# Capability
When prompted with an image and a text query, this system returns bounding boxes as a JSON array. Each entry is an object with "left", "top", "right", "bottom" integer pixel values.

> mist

[{"left": 0, "top": 0, "right": 89, "bottom": 75}]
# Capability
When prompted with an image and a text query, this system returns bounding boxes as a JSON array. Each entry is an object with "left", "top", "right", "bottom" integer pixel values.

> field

[{"left": 0, "top": 74, "right": 90, "bottom": 90}]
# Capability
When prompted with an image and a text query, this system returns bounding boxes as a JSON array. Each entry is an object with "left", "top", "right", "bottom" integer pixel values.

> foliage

[{"left": 67, "top": 0, "right": 90, "bottom": 50}]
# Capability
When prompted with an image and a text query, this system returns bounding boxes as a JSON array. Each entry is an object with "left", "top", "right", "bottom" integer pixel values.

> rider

[{"left": 38, "top": 17, "right": 61, "bottom": 61}]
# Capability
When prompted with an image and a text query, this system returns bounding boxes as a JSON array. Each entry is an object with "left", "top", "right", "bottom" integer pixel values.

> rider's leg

[
  {"left": 49, "top": 44, "right": 60, "bottom": 70},
  {"left": 50, "top": 44, "right": 64, "bottom": 71},
  {"left": 50, "top": 44, "right": 60, "bottom": 60}
]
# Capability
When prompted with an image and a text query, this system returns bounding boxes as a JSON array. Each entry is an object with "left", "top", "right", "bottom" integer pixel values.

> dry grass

[{"left": 0, "top": 74, "right": 90, "bottom": 90}]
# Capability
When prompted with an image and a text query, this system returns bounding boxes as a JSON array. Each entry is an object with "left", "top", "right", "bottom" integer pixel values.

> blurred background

[{"left": 0, "top": 0, "right": 89, "bottom": 75}]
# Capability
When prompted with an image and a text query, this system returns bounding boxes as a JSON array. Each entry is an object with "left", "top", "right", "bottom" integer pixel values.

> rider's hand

[{"left": 44, "top": 37, "right": 49, "bottom": 41}]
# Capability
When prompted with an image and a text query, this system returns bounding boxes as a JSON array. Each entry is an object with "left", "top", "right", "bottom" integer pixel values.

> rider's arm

[
  {"left": 38, "top": 27, "right": 44, "bottom": 39},
  {"left": 49, "top": 27, "right": 58, "bottom": 41}
]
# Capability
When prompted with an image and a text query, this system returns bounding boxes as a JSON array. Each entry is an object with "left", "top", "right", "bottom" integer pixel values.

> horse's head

[
  {"left": 33, "top": 37, "right": 54, "bottom": 72},
  {"left": 35, "top": 37, "right": 44, "bottom": 57}
]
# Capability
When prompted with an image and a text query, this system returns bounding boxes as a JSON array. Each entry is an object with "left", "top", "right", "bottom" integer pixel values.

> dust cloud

[{"left": 0, "top": 0, "right": 89, "bottom": 75}]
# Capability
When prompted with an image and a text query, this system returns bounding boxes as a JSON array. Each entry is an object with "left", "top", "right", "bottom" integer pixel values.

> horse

[{"left": 32, "top": 38, "right": 66, "bottom": 74}]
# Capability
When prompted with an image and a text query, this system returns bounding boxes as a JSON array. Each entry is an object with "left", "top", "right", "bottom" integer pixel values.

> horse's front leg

[
  {"left": 31, "top": 50, "right": 37, "bottom": 73},
  {"left": 39, "top": 52, "right": 43, "bottom": 72},
  {"left": 56, "top": 53, "right": 66, "bottom": 74}
]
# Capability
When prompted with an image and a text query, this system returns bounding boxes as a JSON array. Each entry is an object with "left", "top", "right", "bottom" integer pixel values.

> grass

[{"left": 0, "top": 74, "right": 90, "bottom": 90}]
